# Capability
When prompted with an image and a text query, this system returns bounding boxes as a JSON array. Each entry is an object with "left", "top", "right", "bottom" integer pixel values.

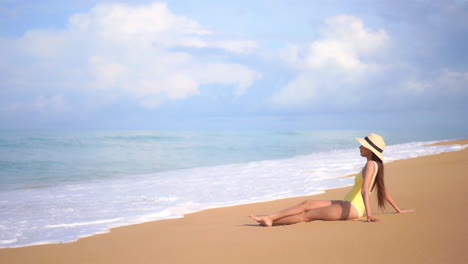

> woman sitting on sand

[{"left": 250, "top": 133, "right": 415, "bottom": 226}]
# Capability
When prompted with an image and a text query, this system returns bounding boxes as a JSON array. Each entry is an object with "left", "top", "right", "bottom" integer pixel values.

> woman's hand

[
  {"left": 367, "top": 216, "right": 381, "bottom": 222},
  {"left": 398, "top": 209, "right": 416, "bottom": 213}
]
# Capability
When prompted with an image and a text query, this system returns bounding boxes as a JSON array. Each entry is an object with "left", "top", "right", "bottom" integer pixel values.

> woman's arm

[
  {"left": 384, "top": 189, "right": 401, "bottom": 213},
  {"left": 361, "top": 161, "right": 380, "bottom": 222},
  {"left": 384, "top": 188, "right": 416, "bottom": 213}
]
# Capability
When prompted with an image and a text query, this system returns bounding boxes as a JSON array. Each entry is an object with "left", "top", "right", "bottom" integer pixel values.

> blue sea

[{"left": 0, "top": 130, "right": 466, "bottom": 248}]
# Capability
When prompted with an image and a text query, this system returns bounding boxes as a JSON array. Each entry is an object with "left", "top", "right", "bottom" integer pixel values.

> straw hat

[{"left": 356, "top": 133, "right": 386, "bottom": 161}]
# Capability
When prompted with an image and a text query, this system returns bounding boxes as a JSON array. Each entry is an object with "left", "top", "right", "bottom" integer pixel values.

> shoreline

[
  {"left": 1, "top": 139, "right": 467, "bottom": 263},
  {"left": 2, "top": 138, "right": 464, "bottom": 249}
]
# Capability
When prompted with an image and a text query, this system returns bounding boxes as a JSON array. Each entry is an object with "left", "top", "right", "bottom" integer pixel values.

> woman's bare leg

[
  {"left": 273, "top": 201, "right": 358, "bottom": 225},
  {"left": 250, "top": 200, "right": 334, "bottom": 226},
  {"left": 251, "top": 201, "right": 358, "bottom": 226}
]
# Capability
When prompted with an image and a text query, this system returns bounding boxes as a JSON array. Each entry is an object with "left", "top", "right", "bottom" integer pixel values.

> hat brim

[{"left": 356, "top": 137, "right": 384, "bottom": 161}]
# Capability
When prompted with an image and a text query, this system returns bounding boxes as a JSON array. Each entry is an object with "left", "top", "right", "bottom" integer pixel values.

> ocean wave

[{"left": 44, "top": 218, "right": 122, "bottom": 229}]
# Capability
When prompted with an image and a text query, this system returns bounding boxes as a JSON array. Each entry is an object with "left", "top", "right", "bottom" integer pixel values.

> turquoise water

[
  {"left": 0, "top": 130, "right": 358, "bottom": 190},
  {"left": 1, "top": 129, "right": 464, "bottom": 191},
  {"left": 0, "top": 129, "right": 466, "bottom": 248}
]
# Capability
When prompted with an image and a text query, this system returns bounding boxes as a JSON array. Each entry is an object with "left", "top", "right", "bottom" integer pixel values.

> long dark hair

[{"left": 371, "top": 153, "right": 386, "bottom": 209}]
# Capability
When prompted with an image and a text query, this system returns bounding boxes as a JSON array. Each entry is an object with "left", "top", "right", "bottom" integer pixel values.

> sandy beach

[{"left": 1, "top": 139, "right": 467, "bottom": 264}]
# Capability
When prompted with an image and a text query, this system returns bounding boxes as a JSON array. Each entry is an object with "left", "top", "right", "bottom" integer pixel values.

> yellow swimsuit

[{"left": 344, "top": 161, "right": 377, "bottom": 217}]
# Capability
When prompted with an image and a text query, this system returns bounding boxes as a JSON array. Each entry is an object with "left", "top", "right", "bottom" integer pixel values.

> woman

[{"left": 250, "top": 133, "right": 415, "bottom": 226}]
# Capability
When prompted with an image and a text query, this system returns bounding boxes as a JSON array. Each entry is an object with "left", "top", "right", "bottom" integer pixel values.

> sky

[{"left": 0, "top": 0, "right": 467, "bottom": 131}]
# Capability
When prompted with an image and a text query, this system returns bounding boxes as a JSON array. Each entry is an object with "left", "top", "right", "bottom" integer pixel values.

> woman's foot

[{"left": 249, "top": 215, "right": 273, "bottom": 227}]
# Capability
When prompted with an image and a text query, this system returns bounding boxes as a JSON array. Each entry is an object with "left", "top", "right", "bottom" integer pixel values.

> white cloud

[
  {"left": 129, "top": 74, "right": 200, "bottom": 99},
  {"left": 196, "top": 63, "right": 262, "bottom": 97},
  {"left": 89, "top": 56, "right": 129, "bottom": 89},
  {"left": 139, "top": 97, "right": 163, "bottom": 109},
  {"left": 2, "top": 2, "right": 260, "bottom": 110},
  {"left": 37, "top": 95, "right": 68, "bottom": 110},
  {"left": 211, "top": 40, "right": 258, "bottom": 54},
  {"left": 394, "top": 68, "right": 468, "bottom": 99},
  {"left": 71, "top": 3, "right": 201, "bottom": 33},
  {"left": 437, "top": 69, "right": 468, "bottom": 93},
  {"left": 320, "top": 15, "right": 389, "bottom": 56},
  {"left": 271, "top": 74, "right": 317, "bottom": 107},
  {"left": 403, "top": 80, "right": 433, "bottom": 95},
  {"left": 6, "top": 95, "right": 68, "bottom": 113},
  {"left": 284, "top": 15, "right": 389, "bottom": 71},
  {"left": 272, "top": 15, "right": 390, "bottom": 108},
  {"left": 20, "top": 29, "right": 67, "bottom": 58}
]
